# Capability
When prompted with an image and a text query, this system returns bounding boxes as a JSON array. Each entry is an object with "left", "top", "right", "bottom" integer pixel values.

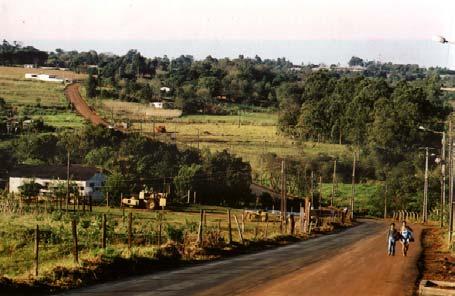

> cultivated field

[
  {"left": 0, "top": 66, "right": 86, "bottom": 128},
  {"left": 92, "top": 98, "right": 347, "bottom": 170}
]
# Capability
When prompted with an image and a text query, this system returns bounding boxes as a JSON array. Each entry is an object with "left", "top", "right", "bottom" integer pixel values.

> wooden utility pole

[
  {"left": 310, "top": 171, "right": 314, "bottom": 207},
  {"left": 449, "top": 120, "right": 454, "bottom": 244},
  {"left": 34, "top": 225, "right": 39, "bottom": 276},
  {"left": 351, "top": 152, "right": 356, "bottom": 219},
  {"left": 66, "top": 150, "right": 70, "bottom": 211},
  {"left": 331, "top": 159, "right": 337, "bottom": 206},
  {"left": 441, "top": 131, "right": 447, "bottom": 228},
  {"left": 384, "top": 183, "right": 388, "bottom": 219},
  {"left": 280, "top": 159, "right": 287, "bottom": 233}
]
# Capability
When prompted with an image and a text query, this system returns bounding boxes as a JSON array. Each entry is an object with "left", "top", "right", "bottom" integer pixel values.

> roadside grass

[{"left": 0, "top": 204, "right": 283, "bottom": 278}]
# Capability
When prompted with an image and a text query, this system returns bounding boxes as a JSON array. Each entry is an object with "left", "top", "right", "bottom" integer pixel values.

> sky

[{"left": 1, "top": 0, "right": 455, "bottom": 66}]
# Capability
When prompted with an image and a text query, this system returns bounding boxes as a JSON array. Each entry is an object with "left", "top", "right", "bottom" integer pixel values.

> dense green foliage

[
  {"left": 6, "top": 125, "right": 252, "bottom": 206},
  {"left": 0, "top": 40, "right": 48, "bottom": 66}
]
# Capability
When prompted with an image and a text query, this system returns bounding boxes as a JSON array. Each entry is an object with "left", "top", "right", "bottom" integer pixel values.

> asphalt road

[{"left": 62, "top": 219, "right": 420, "bottom": 296}]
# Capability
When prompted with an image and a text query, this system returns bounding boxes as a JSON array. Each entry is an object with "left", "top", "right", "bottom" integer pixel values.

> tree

[
  {"left": 173, "top": 164, "right": 204, "bottom": 198},
  {"left": 18, "top": 180, "right": 43, "bottom": 199},
  {"left": 86, "top": 73, "right": 98, "bottom": 98},
  {"left": 348, "top": 56, "right": 364, "bottom": 67}
]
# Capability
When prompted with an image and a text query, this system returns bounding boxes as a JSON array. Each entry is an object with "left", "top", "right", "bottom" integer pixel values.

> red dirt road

[
  {"left": 64, "top": 83, "right": 108, "bottom": 127},
  {"left": 241, "top": 223, "right": 422, "bottom": 296},
  {"left": 64, "top": 220, "right": 422, "bottom": 296}
]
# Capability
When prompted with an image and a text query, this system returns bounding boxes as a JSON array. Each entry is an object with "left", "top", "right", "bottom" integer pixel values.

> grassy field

[
  {"left": 91, "top": 98, "right": 347, "bottom": 171},
  {"left": 321, "top": 182, "right": 382, "bottom": 212},
  {"left": 0, "top": 66, "right": 86, "bottom": 128},
  {"left": 0, "top": 204, "right": 284, "bottom": 278}
]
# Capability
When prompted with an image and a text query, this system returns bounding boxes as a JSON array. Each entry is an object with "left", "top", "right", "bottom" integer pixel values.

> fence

[{"left": 0, "top": 197, "right": 345, "bottom": 278}]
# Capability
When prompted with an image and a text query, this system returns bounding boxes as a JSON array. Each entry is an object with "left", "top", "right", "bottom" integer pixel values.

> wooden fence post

[
  {"left": 89, "top": 195, "right": 92, "bottom": 212},
  {"left": 290, "top": 214, "right": 295, "bottom": 235},
  {"left": 102, "top": 214, "right": 107, "bottom": 248},
  {"left": 265, "top": 220, "right": 269, "bottom": 239},
  {"left": 187, "top": 190, "right": 191, "bottom": 204},
  {"left": 193, "top": 192, "right": 197, "bottom": 204},
  {"left": 128, "top": 212, "right": 132, "bottom": 250},
  {"left": 197, "top": 209, "right": 204, "bottom": 246},
  {"left": 71, "top": 219, "right": 78, "bottom": 263},
  {"left": 227, "top": 209, "right": 232, "bottom": 244},
  {"left": 34, "top": 224, "right": 39, "bottom": 276},
  {"left": 234, "top": 215, "right": 244, "bottom": 244},
  {"left": 241, "top": 211, "right": 245, "bottom": 234},
  {"left": 300, "top": 206, "right": 305, "bottom": 234},
  {"left": 304, "top": 198, "right": 311, "bottom": 234},
  {"left": 106, "top": 192, "right": 109, "bottom": 207},
  {"left": 158, "top": 222, "right": 162, "bottom": 246}
]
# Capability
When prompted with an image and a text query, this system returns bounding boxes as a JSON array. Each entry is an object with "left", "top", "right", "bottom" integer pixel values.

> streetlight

[{"left": 419, "top": 125, "right": 446, "bottom": 227}]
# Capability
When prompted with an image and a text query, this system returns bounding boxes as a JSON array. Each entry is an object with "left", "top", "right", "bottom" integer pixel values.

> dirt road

[
  {"left": 63, "top": 220, "right": 421, "bottom": 296},
  {"left": 64, "top": 83, "right": 108, "bottom": 127}
]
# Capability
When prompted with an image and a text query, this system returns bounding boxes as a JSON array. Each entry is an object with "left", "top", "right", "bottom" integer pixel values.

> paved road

[{"left": 62, "top": 220, "right": 421, "bottom": 296}]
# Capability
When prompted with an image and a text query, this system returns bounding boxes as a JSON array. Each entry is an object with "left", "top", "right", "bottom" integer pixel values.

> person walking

[
  {"left": 400, "top": 221, "right": 413, "bottom": 256},
  {"left": 387, "top": 223, "right": 400, "bottom": 256}
]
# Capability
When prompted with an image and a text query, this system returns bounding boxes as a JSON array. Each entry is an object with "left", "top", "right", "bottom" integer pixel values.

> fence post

[
  {"left": 187, "top": 190, "right": 191, "bottom": 204},
  {"left": 128, "top": 212, "right": 132, "bottom": 250},
  {"left": 71, "top": 219, "right": 78, "bottom": 263},
  {"left": 102, "top": 214, "right": 107, "bottom": 249},
  {"left": 197, "top": 209, "right": 204, "bottom": 246},
  {"left": 234, "top": 215, "right": 244, "bottom": 244},
  {"left": 158, "top": 222, "right": 162, "bottom": 246},
  {"left": 290, "top": 214, "right": 295, "bottom": 235},
  {"left": 304, "top": 197, "right": 311, "bottom": 234},
  {"left": 241, "top": 211, "right": 245, "bottom": 234},
  {"left": 265, "top": 220, "right": 269, "bottom": 239},
  {"left": 300, "top": 206, "right": 305, "bottom": 234},
  {"left": 34, "top": 224, "right": 39, "bottom": 276},
  {"left": 106, "top": 192, "right": 109, "bottom": 207},
  {"left": 193, "top": 192, "right": 197, "bottom": 204},
  {"left": 89, "top": 195, "right": 92, "bottom": 212},
  {"left": 227, "top": 209, "right": 232, "bottom": 244}
]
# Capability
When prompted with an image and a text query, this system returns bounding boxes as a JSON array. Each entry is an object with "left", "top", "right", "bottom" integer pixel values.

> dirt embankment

[{"left": 419, "top": 227, "right": 455, "bottom": 283}]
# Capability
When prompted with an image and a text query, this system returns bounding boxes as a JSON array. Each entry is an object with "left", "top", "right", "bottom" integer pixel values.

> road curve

[
  {"left": 64, "top": 83, "right": 108, "bottom": 127},
  {"left": 62, "top": 220, "right": 421, "bottom": 296}
]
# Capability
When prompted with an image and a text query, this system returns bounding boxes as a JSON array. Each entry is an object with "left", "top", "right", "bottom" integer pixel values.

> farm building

[
  {"left": 160, "top": 87, "right": 171, "bottom": 93},
  {"left": 24, "top": 73, "right": 65, "bottom": 83},
  {"left": 9, "top": 164, "right": 107, "bottom": 201},
  {"left": 150, "top": 102, "right": 164, "bottom": 109}
]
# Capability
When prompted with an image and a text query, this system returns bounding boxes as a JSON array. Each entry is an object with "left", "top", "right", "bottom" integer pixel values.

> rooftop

[{"left": 10, "top": 164, "right": 103, "bottom": 180}]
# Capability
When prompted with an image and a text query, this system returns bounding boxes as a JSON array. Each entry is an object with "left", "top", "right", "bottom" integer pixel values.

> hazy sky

[{"left": 1, "top": 0, "right": 455, "bottom": 66}]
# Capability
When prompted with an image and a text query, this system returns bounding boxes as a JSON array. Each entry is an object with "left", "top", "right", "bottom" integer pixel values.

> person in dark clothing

[{"left": 387, "top": 223, "right": 401, "bottom": 256}]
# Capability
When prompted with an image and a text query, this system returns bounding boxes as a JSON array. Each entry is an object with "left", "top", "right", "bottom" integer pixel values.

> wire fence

[{"left": 0, "top": 197, "right": 346, "bottom": 278}]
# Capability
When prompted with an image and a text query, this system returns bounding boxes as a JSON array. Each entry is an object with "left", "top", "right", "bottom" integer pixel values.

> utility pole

[
  {"left": 441, "top": 131, "right": 446, "bottom": 227},
  {"left": 351, "top": 151, "right": 356, "bottom": 220},
  {"left": 449, "top": 120, "right": 454, "bottom": 244},
  {"left": 280, "top": 159, "right": 286, "bottom": 232},
  {"left": 331, "top": 159, "right": 337, "bottom": 207},
  {"left": 310, "top": 171, "right": 314, "bottom": 207},
  {"left": 318, "top": 175, "right": 322, "bottom": 208},
  {"left": 66, "top": 150, "right": 70, "bottom": 211},
  {"left": 384, "top": 183, "right": 388, "bottom": 219},
  {"left": 423, "top": 147, "right": 429, "bottom": 223}
]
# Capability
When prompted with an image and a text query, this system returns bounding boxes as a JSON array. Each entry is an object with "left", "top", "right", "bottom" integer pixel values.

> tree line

[{"left": 1, "top": 125, "right": 253, "bottom": 206}]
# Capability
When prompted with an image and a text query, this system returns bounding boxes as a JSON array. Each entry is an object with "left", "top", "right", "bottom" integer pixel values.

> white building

[
  {"left": 160, "top": 87, "right": 171, "bottom": 93},
  {"left": 150, "top": 102, "right": 164, "bottom": 109},
  {"left": 25, "top": 73, "right": 64, "bottom": 83},
  {"left": 9, "top": 165, "right": 107, "bottom": 201},
  {"left": 23, "top": 64, "right": 35, "bottom": 69}
]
